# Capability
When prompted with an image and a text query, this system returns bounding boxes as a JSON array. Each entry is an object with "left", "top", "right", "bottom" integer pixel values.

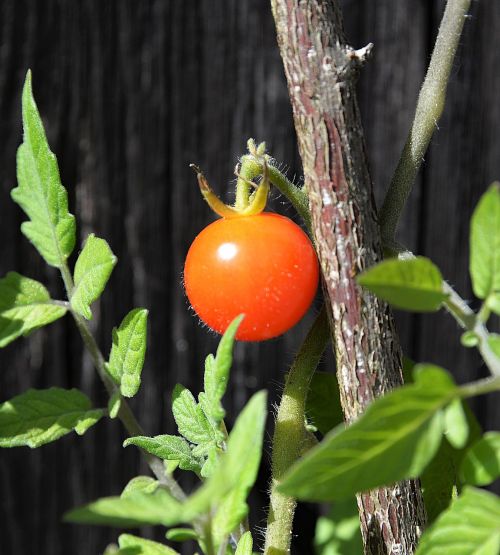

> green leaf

[
  {"left": 444, "top": 399, "right": 469, "bottom": 449},
  {"left": 70, "top": 234, "right": 117, "bottom": 319},
  {"left": 201, "top": 315, "right": 243, "bottom": 422},
  {"left": 165, "top": 528, "right": 198, "bottom": 542},
  {"left": 486, "top": 292, "right": 500, "bottom": 315},
  {"left": 416, "top": 487, "right": 500, "bottom": 554},
  {"left": 488, "top": 334, "right": 500, "bottom": 359},
  {"left": 357, "top": 257, "right": 447, "bottom": 312},
  {"left": 118, "top": 534, "right": 179, "bottom": 555},
  {"left": 460, "top": 330, "right": 479, "bottom": 348},
  {"left": 108, "top": 391, "right": 121, "bottom": 419},
  {"left": 200, "top": 444, "right": 218, "bottom": 478},
  {"left": 64, "top": 489, "right": 182, "bottom": 527},
  {"left": 124, "top": 435, "right": 202, "bottom": 473},
  {"left": 470, "top": 183, "right": 500, "bottom": 300},
  {"left": 212, "top": 486, "right": 249, "bottom": 548},
  {"left": 182, "top": 391, "right": 267, "bottom": 521},
  {"left": 314, "top": 498, "right": 363, "bottom": 555},
  {"left": 279, "top": 365, "right": 457, "bottom": 501},
  {"left": 235, "top": 532, "right": 253, "bottom": 555},
  {"left": 460, "top": 432, "right": 500, "bottom": 486},
  {"left": 172, "top": 384, "right": 216, "bottom": 446},
  {"left": 107, "top": 308, "right": 148, "bottom": 397},
  {"left": 421, "top": 400, "right": 482, "bottom": 523},
  {"left": 0, "top": 271, "right": 67, "bottom": 347},
  {"left": 121, "top": 476, "right": 159, "bottom": 498},
  {"left": 12, "top": 71, "right": 76, "bottom": 268},
  {"left": 0, "top": 387, "right": 103, "bottom": 448},
  {"left": 306, "top": 372, "right": 343, "bottom": 435}
]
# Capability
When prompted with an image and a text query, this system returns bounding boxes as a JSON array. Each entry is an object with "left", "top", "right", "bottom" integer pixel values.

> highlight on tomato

[{"left": 184, "top": 143, "right": 319, "bottom": 341}]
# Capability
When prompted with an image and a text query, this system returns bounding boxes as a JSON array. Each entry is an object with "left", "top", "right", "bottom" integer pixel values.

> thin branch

[
  {"left": 264, "top": 308, "right": 329, "bottom": 554},
  {"left": 443, "top": 283, "right": 500, "bottom": 377},
  {"left": 379, "top": 0, "right": 472, "bottom": 244},
  {"left": 58, "top": 261, "right": 186, "bottom": 501}
]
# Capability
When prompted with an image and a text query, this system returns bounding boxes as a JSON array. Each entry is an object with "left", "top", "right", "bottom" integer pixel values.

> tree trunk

[{"left": 270, "top": 1, "right": 427, "bottom": 553}]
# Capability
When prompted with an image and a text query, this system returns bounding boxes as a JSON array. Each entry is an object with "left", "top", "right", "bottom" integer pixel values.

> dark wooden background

[{"left": 0, "top": 1, "right": 498, "bottom": 554}]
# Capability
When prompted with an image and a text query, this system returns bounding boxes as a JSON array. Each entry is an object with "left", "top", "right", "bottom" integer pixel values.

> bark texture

[{"left": 270, "top": 1, "right": 426, "bottom": 553}]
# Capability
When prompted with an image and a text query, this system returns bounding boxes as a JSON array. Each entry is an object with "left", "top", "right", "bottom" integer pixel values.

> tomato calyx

[{"left": 190, "top": 139, "right": 271, "bottom": 218}]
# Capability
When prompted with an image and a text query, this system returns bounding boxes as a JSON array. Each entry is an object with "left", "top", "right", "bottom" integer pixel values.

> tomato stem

[
  {"left": 239, "top": 147, "right": 311, "bottom": 230},
  {"left": 58, "top": 259, "right": 188, "bottom": 502},
  {"left": 263, "top": 307, "right": 330, "bottom": 554}
]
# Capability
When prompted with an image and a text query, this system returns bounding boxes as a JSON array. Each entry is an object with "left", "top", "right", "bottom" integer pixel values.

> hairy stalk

[
  {"left": 394, "top": 248, "right": 500, "bottom": 378},
  {"left": 264, "top": 308, "right": 330, "bottom": 554},
  {"left": 460, "top": 375, "right": 500, "bottom": 398},
  {"left": 240, "top": 154, "right": 311, "bottom": 230},
  {"left": 379, "top": 0, "right": 472, "bottom": 243},
  {"left": 58, "top": 260, "right": 186, "bottom": 501},
  {"left": 443, "top": 283, "right": 500, "bottom": 377}
]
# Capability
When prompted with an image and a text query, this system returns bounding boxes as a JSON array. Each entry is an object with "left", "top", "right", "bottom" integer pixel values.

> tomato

[{"left": 184, "top": 213, "right": 319, "bottom": 341}]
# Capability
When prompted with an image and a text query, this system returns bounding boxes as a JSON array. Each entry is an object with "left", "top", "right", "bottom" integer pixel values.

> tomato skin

[{"left": 184, "top": 213, "right": 319, "bottom": 341}]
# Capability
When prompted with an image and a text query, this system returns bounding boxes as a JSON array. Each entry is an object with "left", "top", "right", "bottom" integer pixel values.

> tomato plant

[{"left": 184, "top": 212, "right": 319, "bottom": 341}]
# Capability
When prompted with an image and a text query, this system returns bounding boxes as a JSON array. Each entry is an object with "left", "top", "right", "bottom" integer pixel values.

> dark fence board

[{"left": 0, "top": 1, "right": 498, "bottom": 553}]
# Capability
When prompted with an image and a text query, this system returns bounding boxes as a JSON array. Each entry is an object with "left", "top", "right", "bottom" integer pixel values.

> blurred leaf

[
  {"left": 306, "top": 372, "right": 343, "bottom": 436},
  {"left": 486, "top": 292, "right": 500, "bottom": 315},
  {"left": 421, "top": 399, "right": 482, "bottom": 523},
  {"left": 165, "top": 528, "right": 198, "bottom": 542},
  {"left": 357, "top": 257, "right": 447, "bottom": 312},
  {"left": 0, "top": 271, "right": 66, "bottom": 347},
  {"left": 70, "top": 234, "right": 117, "bottom": 319},
  {"left": 108, "top": 391, "right": 121, "bottom": 419},
  {"left": 314, "top": 498, "right": 362, "bottom": 555},
  {"left": 211, "top": 485, "right": 249, "bottom": 548},
  {"left": 279, "top": 365, "right": 457, "bottom": 501},
  {"left": 121, "top": 476, "right": 159, "bottom": 499},
  {"left": 124, "top": 435, "right": 202, "bottom": 474},
  {"left": 460, "top": 330, "right": 479, "bottom": 348},
  {"left": 488, "top": 334, "right": 500, "bottom": 359},
  {"left": 469, "top": 183, "right": 500, "bottom": 300},
  {"left": 0, "top": 387, "right": 103, "bottom": 448},
  {"left": 460, "top": 432, "right": 500, "bottom": 486},
  {"left": 64, "top": 489, "right": 182, "bottom": 527},
  {"left": 12, "top": 70, "right": 76, "bottom": 267},
  {"left": 106, "top": 308, "right": 148, "bottom": 397},
  {"left": 416, "top": 487, "right": 500, "bottom": 554},
  {"left": 235, "top": 532, "right": 253, "bottom": 555},
  {"left": 444, "top": 399, "right": 469, "bottom": 449},
  {"left": 118, "top": 534, "right": 179, "bottom": 555}
]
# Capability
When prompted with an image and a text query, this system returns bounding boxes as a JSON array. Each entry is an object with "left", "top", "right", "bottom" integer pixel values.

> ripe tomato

[{"left": 184, "top": 213, "right": 319, "bottom": 341}]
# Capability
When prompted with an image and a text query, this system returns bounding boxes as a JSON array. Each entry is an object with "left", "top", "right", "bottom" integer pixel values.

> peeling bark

[{"left": 270, "top": 1, "right": 427, "bottom": 553}]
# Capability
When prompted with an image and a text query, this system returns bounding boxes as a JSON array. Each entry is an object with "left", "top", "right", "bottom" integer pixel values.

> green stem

[
  {"left": 58, "top": 260, "right": 186, "bottom": 501},
  {"left": 379, "top": 0, "right": 472, "bottom": 243},
  {"left": 443, "top": 282, "right": 500, "bottom": 377},
  {"left": 460, "top": 375, "right": 500, "bottom": 399},
  {"left": 263, "top": 308, "right": 330, "bottom": 554}
]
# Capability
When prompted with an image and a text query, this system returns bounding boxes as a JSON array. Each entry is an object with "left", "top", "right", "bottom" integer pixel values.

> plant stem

[
  {"left": 443, "top": 283, "right": 500, "bottom": 377},
  {"left": 58, "top": 261, "right": 186, "bottom": 501},
  {"left": 460, "top": 375, "right": 500, "bottom": 398},
  {"left": 264, "top": 308, "right": 329, "bottom": 554},
  {"left": 379, "top": 0, "right": 472, "bottom": 244}
]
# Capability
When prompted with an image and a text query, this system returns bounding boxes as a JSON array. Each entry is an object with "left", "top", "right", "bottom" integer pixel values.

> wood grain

[{"left": 0, "top": 1, "right": 498, "bottom": 553}]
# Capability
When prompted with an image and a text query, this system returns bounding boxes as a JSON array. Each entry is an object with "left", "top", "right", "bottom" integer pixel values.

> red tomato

[{"left": 184, "top": 213, "right": 319, "bottom": 341}]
